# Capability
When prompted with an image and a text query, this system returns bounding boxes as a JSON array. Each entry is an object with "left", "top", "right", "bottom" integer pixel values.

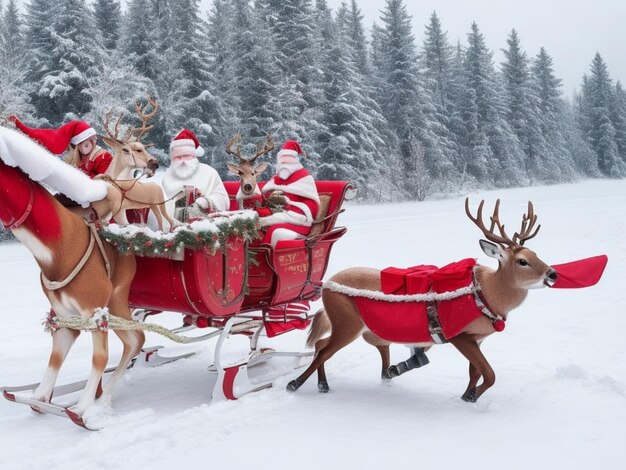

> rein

[
  {"left": 2, "top": 179, "right": 35, "bottom": 230},
  {"left": 41, "top": 223, "right": 111, "bottom": 291}
]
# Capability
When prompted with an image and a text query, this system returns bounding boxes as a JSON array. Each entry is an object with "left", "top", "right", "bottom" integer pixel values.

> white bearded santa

[
  {"left": 258, "top": 140, "right": 320, "bottom": 246},
  {"left": 162, "top": 129, "right": 229, "bottom": 219}
]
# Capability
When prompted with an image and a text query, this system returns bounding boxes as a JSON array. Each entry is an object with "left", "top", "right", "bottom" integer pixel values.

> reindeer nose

[
  {"left": 243, "top": 183, "right": 253, "bottom": 192},
  {"left": 544, "top": 268, "right": 558, "bottom": 287},
  {"left": 147, "top": 159, "right": 160, "bottom": 171}
]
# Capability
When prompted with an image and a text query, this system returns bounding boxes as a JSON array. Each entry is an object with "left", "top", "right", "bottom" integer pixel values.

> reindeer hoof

[
  {"left": 286, "top": 379, "right": 302, "bottom": 392},
  {"left": 461, "top": 388, "right": 478, "bottom": 402},
  {"left": 318, "top": 380, "right": 329, "bottom": 393}
]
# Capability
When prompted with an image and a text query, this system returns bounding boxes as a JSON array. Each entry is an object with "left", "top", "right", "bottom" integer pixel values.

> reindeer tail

[{"left": 306, "top": 308, "right": 331, "bottom": 349}]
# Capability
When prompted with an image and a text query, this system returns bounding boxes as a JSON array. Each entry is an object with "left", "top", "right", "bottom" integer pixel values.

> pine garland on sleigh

[{"left": 98, "top": 210, "right": 260, "bottom": 257}]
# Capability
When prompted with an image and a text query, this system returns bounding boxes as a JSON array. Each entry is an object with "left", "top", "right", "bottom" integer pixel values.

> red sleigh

[{"left": 127, "top": 180, "right": 355, "bottom": 400}]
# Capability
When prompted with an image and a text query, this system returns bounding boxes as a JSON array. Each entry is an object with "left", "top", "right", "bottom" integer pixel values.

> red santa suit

[
  {"left": 259, "top": 141, "right": 320, "bottom": 246},
  {"left": 162, "top": 129, "right": 229, "bottom": 217},
  {"left": 77, "top": 147, "right": 112, "bottom": 178}
]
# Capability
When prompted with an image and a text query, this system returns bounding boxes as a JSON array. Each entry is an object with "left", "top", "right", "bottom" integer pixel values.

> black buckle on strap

[{"left": 427, "top": 301, "right": 447, "bottom": 344}]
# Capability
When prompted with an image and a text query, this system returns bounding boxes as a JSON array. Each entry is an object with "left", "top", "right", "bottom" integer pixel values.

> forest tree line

[{"left": 1, "top": 0, "right": 625, "bottom": 206}]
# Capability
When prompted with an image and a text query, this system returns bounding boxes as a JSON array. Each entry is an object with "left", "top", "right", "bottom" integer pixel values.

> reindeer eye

[{"left": 517, "top": 259, "right": 528, "bottom": 266}]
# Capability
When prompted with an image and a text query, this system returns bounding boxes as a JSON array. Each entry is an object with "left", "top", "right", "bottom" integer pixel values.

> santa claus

[
  {"left": 258, "top": 140, "right": 320, "bottom": 246},
  {"left": 162, "top": 129, "right": 229, "bottom": 219}
]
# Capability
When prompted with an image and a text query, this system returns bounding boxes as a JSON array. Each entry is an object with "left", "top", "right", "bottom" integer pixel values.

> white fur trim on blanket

[
  {"left": 0, "top": 126, "right": 108, "bottom": 207},
  {"left": 262, "top": 174, "right": 320, "bottom": 204},
  {"left": 323, "top": 280, "right": 478, "bottom": 303}
]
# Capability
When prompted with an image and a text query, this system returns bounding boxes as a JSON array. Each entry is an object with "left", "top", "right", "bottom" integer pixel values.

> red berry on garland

[
  {"left": 144, "top": 241, "right": 153, "bottom": 247},
  {"left": 493, "top": 319, "right": 505, "bottom": 332}
]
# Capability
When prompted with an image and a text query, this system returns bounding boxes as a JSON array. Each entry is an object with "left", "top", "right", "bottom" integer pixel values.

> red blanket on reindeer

[
  {"left": 328, "top": 255, "right": 608, "bottom": 344},
  {"left": 333, "top": 259, "right": 492, "bottom": 343}
]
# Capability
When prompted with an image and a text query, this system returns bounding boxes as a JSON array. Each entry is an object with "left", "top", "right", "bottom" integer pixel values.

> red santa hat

[
  {"left": 13, "top": 118, "right": 96, "bottom": 155},
  {"left": 277, "top": 140, "right": 304, "bottom": 159},
  {"left": 170, "top": 128, "right": 205, "bottom": 158}
]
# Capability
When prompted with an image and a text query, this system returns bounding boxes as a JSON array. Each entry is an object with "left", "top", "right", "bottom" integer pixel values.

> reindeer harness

[
  {"left": 41, "top": 223, "right": 111, "bottom": 291},
  {"left": 323, "top": 258, "right": 505, "bottom": 344}
]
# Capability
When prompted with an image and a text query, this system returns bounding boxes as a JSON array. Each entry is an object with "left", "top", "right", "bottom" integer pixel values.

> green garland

[{"left": 98, "top": 211, "right": 261, "bottom": 257}]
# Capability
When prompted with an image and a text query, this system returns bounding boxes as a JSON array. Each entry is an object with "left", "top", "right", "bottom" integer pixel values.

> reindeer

[
  {"left": 102, "top": 98, "right": 161, "bottom": 180},
  {"left": 225, "top": 132, "right": 273, "bottom": 209},
  {"left": 0, "top": 126, "right": 145, "bottom": 426},
  {"left": 287, "top": 199, "right": 558, "bottom": 403},
  {"left": 97, "top": 98, "right": 176, "bottom": 231}
]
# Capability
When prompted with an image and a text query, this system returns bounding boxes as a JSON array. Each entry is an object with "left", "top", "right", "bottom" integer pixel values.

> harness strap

[
  {"left": 3, "top": 180, "right": 35, "bottom": 230},
  {"left": 41, "top": 230, "right": 96, "bottom": 291},
  {"left": 90, "top": 222, "right": 111, "bottom": 280},
  {"left": 426, "top": 301, "right": 447, "bottom": 344}
]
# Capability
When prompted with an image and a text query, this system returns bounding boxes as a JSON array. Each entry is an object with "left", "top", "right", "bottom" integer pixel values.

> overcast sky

[{"left": 197, "top": 0, "right": 625, "bottom": 96}]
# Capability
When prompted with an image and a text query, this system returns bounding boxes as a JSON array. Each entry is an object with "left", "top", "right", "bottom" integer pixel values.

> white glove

[{"left": 195, "top": 196, "right": 210, "bottom": 210}]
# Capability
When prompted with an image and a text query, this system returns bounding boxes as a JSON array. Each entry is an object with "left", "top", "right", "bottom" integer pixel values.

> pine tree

[
  {"left": 32, "top": 0, "right": 101, "bottom": 123},
  {"left": 463, "top": 22, "right": 524, "bottom": 186},
  {"left": 314, "top": 0, "right": 390, "bottom": 200},
  {"left": 231, "top": 0, "right": 281, "bottom": 140},
  {"left": 122, "top": 0, "right": 160, "bottom": 81},
  {"left": 580, "top": 53, "right": 624, "bottom": 177},
  {"left": 501, "top": 29, "right": 547, "bottom": 181},
  {"left": 420, "top": 11, "right": 459, "bottom": 185},
  {"left": 530, "top": 47, "right": 578, "bottom": 181},
  {"left": 373, "top": 0, "right": 440, "bottom": 199},
  {"left": 94, "top": 0, "right": 122, "bottom": 51},
  {"left": 611, "top": 81, "right": 626, "bottom": 163},
  {"left": 0, "top": 0, "right": 34, "bottom": 118}
]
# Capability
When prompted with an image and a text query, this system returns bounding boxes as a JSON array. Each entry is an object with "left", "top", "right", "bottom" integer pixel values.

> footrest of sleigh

[{"left": 208, "top": 349, "right": 314, "bottom": 401}]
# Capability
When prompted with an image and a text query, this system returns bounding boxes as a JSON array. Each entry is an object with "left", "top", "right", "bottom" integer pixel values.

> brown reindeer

[
  {"left": 225, "top": 132, "right": 273, "bottom": 209},
  {"left": 0, "top": 126, "right": 144, "bottom": 425},
  {"left": 97, "top": 98, "right": 176, "bottom": 231},
  {"left": 287, "top": 199, "right": 557, "bottom": 402},
  {"left": 102, "top": 97, "right": 161, "bottom": 180}
]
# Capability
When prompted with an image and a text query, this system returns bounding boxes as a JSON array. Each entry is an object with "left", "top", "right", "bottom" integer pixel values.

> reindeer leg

[
  {"left": 314, "top": 337, "right": 331, "bottom": 393},
  {"left": 100, "top": 249, "right": 143, "bottom": 404},
  {"left": 151, "top": 206, "right": 164, "bottom": 231},
  {"left": 449, "top": 335, "right": 495, "bottom": 402},
  {"left": 33, "top": 326, "right": 80, "bottom": 403},
  {"left": 376, "top": 346, "right": 394, "bottom": 380},
  {"left": 70, "top": 330, "right": 109, "bottom": 416}
]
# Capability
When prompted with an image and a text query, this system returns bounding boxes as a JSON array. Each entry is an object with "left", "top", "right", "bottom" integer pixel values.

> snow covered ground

[{"left": 1, "top": 179, "right": 625, "bottom": 470}]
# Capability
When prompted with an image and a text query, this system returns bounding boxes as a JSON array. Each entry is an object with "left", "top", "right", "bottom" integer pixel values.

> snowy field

[{"left": 1, "top": 179, "right": 625, "bottom": 470}]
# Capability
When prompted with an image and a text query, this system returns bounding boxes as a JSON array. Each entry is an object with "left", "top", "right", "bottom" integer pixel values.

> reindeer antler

[
  {"left": 103, "top": 107, "right": 125, "bottom": 139},
  {"left": 251, "top": 133, "right": 274, "bottom": 163},
  {"left": 466, "top": 198, "right": 541, "bottom": 247},
  {"left": 465, "top": 198, "right": 517, "bottom": 247},
  {"left": 225, "top": 132, "right": 243, "bottom": 161},
  {"left": 128, "top": 96, "right": 159, "bottom": 142},
  {"left": 513, "top": 201, "right": 541, "bottom": 245}
]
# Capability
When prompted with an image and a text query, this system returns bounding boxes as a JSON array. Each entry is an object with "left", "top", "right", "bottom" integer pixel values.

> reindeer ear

[
  {"left": 254, "top": 162, "right": 269, "bottom": 174},
  {"left": 479, "top": 239, "right": 504, "bottom": 259},
  {"left": 226, "top": 163, "right": 241, "bottom": 175},
  {"left": 101, "top": 135, "right": 122, "bottom": 149}
]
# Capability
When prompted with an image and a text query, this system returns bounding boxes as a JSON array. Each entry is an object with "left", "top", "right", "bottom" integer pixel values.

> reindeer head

[
  {"left": 225, "top": 132, "right": 273, "bottom": 197},
  {"left": 465, "top": 198, "right": 557, "bottom": 289},
  {"left": 102, "top": 96, "right": 160, "bottom": 178}
]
